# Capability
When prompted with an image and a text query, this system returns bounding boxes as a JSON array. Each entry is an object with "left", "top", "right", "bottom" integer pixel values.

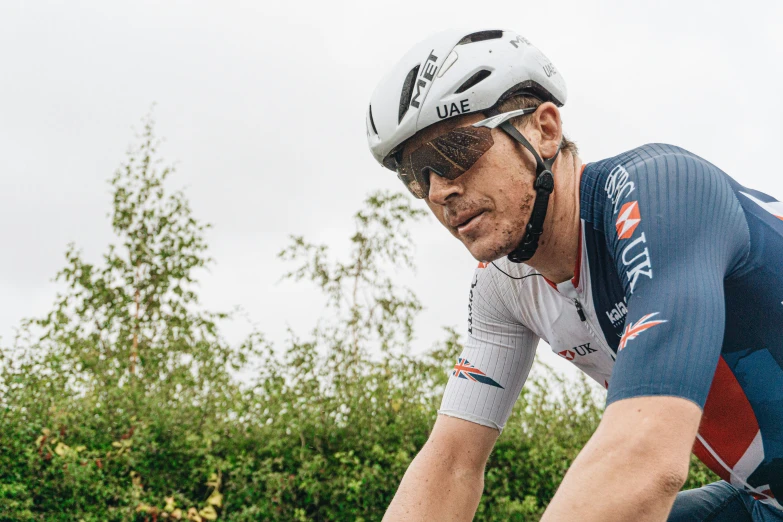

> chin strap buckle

[
  {"left": 507, "top": 170, "right": 553, "bottom": 263},
  {"left": 534, "top": 170, "right": 554, "bottom": 193}
]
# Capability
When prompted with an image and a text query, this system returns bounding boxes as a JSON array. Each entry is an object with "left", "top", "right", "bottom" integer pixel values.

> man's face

[{"left": 402, "top": 113, "right": 538, "bottom": 262}]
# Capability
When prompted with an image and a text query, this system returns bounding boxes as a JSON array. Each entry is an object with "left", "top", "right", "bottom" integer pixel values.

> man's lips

[{"left": 451, "top": 211, "right": 486, "bottom": 232}]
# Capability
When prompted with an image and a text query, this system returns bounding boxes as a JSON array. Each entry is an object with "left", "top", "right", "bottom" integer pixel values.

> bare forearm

[
  {"left": 541, "top": 396, "right": 699, "bottom": 522},
  {"left": 383, "top": 448, "right": 484, "bottom": 521},
  {"left": 540, "top": 443, "right": 683, "bottom": 521}
]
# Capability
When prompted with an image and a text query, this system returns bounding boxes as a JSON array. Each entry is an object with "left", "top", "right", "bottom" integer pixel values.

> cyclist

[{"left": 366, "top": 28, "right": 783, "bottom": 521}]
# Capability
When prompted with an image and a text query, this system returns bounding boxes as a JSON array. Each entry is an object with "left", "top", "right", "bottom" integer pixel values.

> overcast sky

[{"left": 1, "top": 0, "right": 781, "bottom": 380}]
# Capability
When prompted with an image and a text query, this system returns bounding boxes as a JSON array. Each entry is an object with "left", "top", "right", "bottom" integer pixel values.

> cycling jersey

[{"left": 439, "top": 143, "right": 783, "bottom": 510}]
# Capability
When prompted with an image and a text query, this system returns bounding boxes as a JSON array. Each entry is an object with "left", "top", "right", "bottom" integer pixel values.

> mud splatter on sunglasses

[{"left": 384, "top": 108, "right": 538, "bottom": 199}]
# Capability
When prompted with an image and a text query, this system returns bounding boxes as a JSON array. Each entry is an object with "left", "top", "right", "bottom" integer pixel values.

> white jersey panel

[
  {"left": 439, "top": 225, "right": 617, "bottom": 431},
  {"left": 438, "top": 262, "right": 539, "bottom": 431}
]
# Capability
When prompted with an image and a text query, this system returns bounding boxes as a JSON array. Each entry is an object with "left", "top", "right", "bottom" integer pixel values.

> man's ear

[{"left": 535, "top": 102, "right": 563, "bottom": 160}]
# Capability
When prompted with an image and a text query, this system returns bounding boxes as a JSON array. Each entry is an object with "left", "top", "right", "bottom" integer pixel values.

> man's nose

[{"left": 427, "top": 171, "right": 462, "bottom": 205}]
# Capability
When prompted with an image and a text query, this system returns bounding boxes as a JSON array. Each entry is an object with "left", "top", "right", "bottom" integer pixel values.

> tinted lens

[
  {"left": 397, "top": 170, "right": 428, "bottom": 199},
  {"left": 398, "top": 126, "right": 494, "bottom": 198}
]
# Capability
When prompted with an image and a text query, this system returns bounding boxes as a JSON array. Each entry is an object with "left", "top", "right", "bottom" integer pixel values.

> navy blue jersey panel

[
  {"left": 575, "top": 143, "right": 782, "bottom": 506},
  {"left": 721, "top": 177, "right": 783, "bottom": 500},
  {"left": 581, "top": 169, "right": 628, "bottom": 351},
  {"left": 722, "top": 177, "right": 783, "bottom": 370},
  {"left": 581, "top": 144, "right": 750, "bottom": 408},
  {"left": 582, "top": 221, "right": 626, "bottom": 351},
  {"left": 724, "top": 346, "right": 783, "bottom": 500}
]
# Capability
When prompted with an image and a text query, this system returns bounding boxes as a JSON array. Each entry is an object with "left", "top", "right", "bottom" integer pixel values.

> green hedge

[{"left": 0, "top": 115, "right": 716, "bottom": 521}]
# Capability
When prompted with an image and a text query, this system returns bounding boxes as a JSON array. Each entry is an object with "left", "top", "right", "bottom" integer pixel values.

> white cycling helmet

[{"left": 366, "top": 28, "right": 567, "bottom": 169}]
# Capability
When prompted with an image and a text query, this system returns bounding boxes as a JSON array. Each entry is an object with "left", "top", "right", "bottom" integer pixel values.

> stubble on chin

[
  {"left": 488, "top": 192, "right": 536, "bottom": 261},
  {"left": 467, "top": 192, "right": 534, "bottom": 262}
]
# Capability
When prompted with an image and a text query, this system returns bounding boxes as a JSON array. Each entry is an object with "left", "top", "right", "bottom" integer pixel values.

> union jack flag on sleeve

[{"left": 452, "top": 358, "right": 504, "bottom": 388}]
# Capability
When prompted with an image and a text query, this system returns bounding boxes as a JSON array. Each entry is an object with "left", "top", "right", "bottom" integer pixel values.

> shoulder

[
  {"left": 468, "top": 259, "right": 540, "bottom": 329},
  {"left": 580, "top": 143, "right": 737, "bottom": 223},
  {"left": 584, "top": 143, "right": 727, "bottom": 196},
  {"left": 581, "top": 144, "right": 749, "bottom": 293},
  {"left": 586, "top": 143, "right": 710, "bottom": 178}
]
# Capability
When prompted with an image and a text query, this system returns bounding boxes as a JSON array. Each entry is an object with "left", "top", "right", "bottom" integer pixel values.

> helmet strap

[{"left": 496, "top": 120, "right": 560, "bottom": 263}]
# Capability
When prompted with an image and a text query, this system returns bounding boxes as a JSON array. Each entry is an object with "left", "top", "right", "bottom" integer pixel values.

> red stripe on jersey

[
  {"left": 693, "top": 437, "right": 730, "bottom": 482},
  {"left": 697, "top": 357, "right": 759, "bottom": 470},
  {"left": 571, "top": 165, "right": 587, "bottom": 289},
  {"left": 752, "top": 489, "right": 774, "bottom": 501},
  {"left": 571, "top": 223, "right": 584, "bottom": 289}
]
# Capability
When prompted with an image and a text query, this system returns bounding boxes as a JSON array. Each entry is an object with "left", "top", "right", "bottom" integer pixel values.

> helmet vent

[
  {"left": 457, "top": 30, "right": 503, "bottom": 45},
  {"left": 455, "top": 70, "right": 492, "bottom": 94},
  {"left": 398, "top": 65, "right": 420, "bottom": 123},
  {"left": 368, "top": 105, "right": 379, "bottom": 135}
]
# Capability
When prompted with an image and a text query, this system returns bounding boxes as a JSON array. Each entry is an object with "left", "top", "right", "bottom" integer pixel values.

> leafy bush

[{"left": 0, "top": 115, "right": 716, "bottom": 521}]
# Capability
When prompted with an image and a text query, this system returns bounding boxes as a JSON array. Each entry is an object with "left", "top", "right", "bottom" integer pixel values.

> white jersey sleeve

[{"left": 438, "top": 263, "right": 539, "bottom": 432}]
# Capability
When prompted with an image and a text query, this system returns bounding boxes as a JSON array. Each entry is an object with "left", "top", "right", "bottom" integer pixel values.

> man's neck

[{"left": 524, "top": 152, "right": 583, "bottom": 284}]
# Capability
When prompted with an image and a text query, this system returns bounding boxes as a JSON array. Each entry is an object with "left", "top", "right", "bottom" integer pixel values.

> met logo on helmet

[
  {"left": 410, "top": 50, "right": 439, "bottom": 109},
  {"left": 509, "top": 35, "right": 530, "bottom": 48}
]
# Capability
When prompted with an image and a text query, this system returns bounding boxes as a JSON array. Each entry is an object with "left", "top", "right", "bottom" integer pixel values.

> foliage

[{"left": 0, "top": 115, "right": 717, "bottom": 521}]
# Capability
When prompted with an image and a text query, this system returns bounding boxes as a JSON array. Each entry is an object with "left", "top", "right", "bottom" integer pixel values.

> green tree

[{"left": 0, "top": 113, "right": 262, "bottom": 520}]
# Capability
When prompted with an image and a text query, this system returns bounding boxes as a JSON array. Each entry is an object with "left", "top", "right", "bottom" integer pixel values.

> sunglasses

[{"left": 384, "top": 108, "right": 538, "bottom": 199}]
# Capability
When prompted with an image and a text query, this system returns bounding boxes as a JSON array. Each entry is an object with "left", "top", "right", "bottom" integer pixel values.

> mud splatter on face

[
  {"left": 496, "top": 191, "right": 535, "bottom": 256},
  {"left": 423, "top": 124, "right": 541, "bottom": 262}
]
